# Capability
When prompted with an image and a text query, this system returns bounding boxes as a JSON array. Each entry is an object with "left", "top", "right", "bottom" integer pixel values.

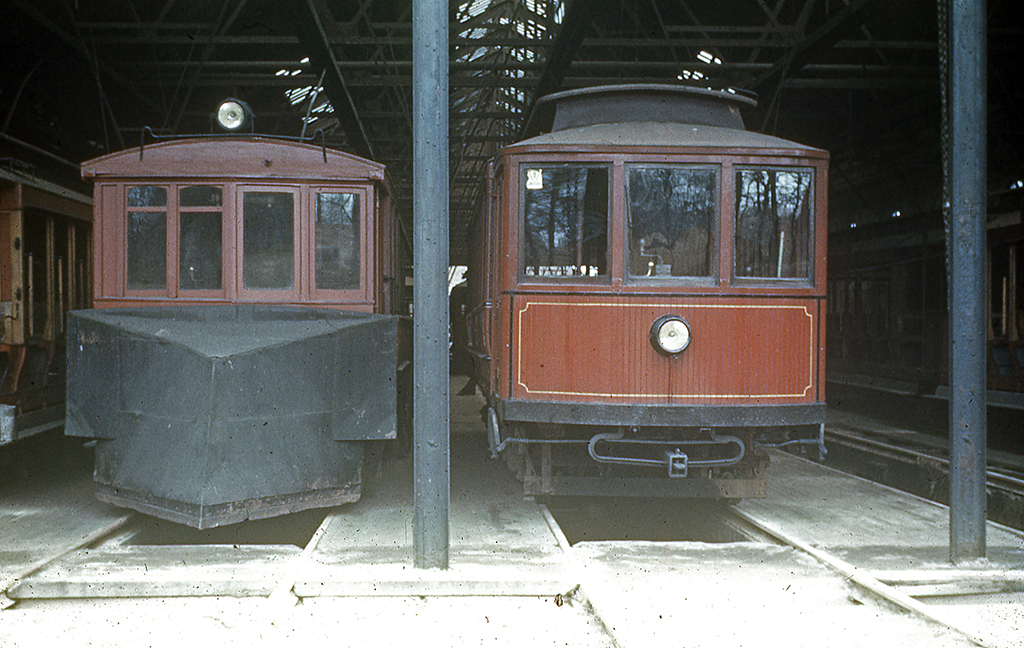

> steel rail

[
  {"left": 826, "top": 426, "right": 1024, "bottom": 496},
  {"left": 0, "top": 514, "right": 133, "bottom": 609},
  {"left": 728, "top": 506, "right": 997, "bottom": 648}
]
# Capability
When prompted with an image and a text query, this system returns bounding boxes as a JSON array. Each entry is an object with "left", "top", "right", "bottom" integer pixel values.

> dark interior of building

[{"left": 1, "top": 0, "right": 1021, "bottom": 263}]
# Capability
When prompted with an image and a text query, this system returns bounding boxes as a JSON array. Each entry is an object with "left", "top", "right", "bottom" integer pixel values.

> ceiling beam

[
  {"left": 167, "top": 0, "right": 251, "bottom": 133},
  {"left": 518, "top": 0, "right": 599, "bottom": 139},
  {"left": 291, "top": 0, "right": 374, "bottom": 159},
  {"left": 10, "top": 0, "right": 165, "bottom": 118},
  {"left": 748, "top": 0, "right": 875, "bottom": 94}
]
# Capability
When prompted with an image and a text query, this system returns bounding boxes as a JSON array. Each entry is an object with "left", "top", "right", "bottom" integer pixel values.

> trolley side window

[
  {"left": 126, "top": 185, "right": 167, "bottom": 290},
  {"left": 179, "top": 186, "right": 223, "bottom": 291},
  {"left": 520, "top": 166, "right": 609, "bottom": 279},
  {"left": 734, "top": 168, "right": 813, "bottom": 280},
  {"left": 315, "top": 192, "right": 360, "bottom": 290},
  {"left": 626, "top": 166, "right": 717, "bottom": 279},
  {"left": 243, "top": 191, "right": 294, "bottom": 290}
]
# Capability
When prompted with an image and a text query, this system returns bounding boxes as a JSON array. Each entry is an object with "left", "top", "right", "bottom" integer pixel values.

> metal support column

[
  {"left": 412, "top": 0, "right": 450, "bottom": 569},
  {"left": 947, "top": 0, "right": 987, "bottom": 562}
]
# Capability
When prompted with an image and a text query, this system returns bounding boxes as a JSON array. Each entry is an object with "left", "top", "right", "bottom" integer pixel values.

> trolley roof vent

[{"left": 528, "top": 84, "right": 757, "bottom": 136}]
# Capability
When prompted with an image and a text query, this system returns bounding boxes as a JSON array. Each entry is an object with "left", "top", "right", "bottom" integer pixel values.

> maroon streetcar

[
  {"left": 68, "top": 132, "right": 410, "bottom": 528},
  {"left": 465, "top": 85, "right": 829, "bottom": 498},
  {"left": 85, "top": 137, "right": 403, "bottom": 314},
  {"left": 0, "top": 163, "right": 91, "bottom": 446},
  {"left": 828, "top": 185, "right": 1024, "bottom": 405}
]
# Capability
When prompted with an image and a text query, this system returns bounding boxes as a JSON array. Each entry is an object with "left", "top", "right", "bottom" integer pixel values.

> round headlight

[
  {"left": 650, "top": 314, "right": 691, "bottom": 356},
  {"left": 216, "top": 99, "right": 251, "bottom": 131}
]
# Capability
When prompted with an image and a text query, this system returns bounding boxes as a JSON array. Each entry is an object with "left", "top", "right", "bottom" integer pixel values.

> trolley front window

[
  {"left": 521, "top": 166, "right": 608, "bottom": 279},
  {"left": 179, "top": 186, "right": 223, "bottom": 291},
  {"left": 126, "top": 185, "right": 167, "bottom": 290},
  {"left": 243, "top": 191, "right": 294, "bottom": 290},
  {"left": 734, "top": 168, "right": 813, "bottom": 280},
  {"left": 315, "top": 192, "right": 360, "bottom": 290},
  {"left": 626, "top": 165, "right": 717, "bottom": 280}
]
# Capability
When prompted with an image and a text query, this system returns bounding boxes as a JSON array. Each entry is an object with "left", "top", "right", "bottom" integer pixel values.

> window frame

[
  {"left": 118, "top": 181, "right": 375, "bottom": 304},
  {"left": 236, "top": 184, "right": 302, "bottom": 302},
  {"left": 306, "top": 184, "right": 371, "bottom": 302},
  {"left": 123, "top": 184, "right": 170, "bottom": 296},
  {"left": 623, "top": 162, "right": 721, "bottom": 286},
  {"left": 516, "top": 162, "right": 613, "bottom": 284},
  {"left": 731, "top": 165, "right": 816, "bottom": 287},
  {"left": 176, "top": 184, "right": 231, "bottom": 300},
  {"left": 121, "top": 182, "right": 234, "bottom": 300}
]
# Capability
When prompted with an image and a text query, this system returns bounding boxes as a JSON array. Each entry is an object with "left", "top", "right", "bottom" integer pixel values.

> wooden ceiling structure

[{"left": 1, "top": 0, "right": 1021, "bottom": 263}]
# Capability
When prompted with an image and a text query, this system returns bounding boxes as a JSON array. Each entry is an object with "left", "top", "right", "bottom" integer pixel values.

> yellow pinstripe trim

[{"left": 515, "top": 300, "right": 815, "bottom": 399}]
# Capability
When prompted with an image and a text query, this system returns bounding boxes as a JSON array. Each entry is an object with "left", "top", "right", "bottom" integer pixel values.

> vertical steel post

[
  {"left": 412, "top": 0, "right": 450, "bottom": 569},
  {"left": 947, "top": 0, "right": 987, "bottom": 562}
]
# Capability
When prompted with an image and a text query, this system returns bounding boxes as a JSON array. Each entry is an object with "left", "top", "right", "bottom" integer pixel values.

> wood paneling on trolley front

[{"left": 511, "top": 294, "right": 821, "bottom": 404}]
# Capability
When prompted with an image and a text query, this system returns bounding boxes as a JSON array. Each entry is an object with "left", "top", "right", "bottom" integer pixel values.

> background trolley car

[
  {"left": 0, "top": 161, "right": 91, "bottom": 446},
  {"left": 827, "top": 186, "right": 1024, "bottom": 408},
  {"left": 69, "top": 132, "right": 409, "bottom": 528},
  {"left": 466, "top": 85, "right": 828, "bottom": 498}
]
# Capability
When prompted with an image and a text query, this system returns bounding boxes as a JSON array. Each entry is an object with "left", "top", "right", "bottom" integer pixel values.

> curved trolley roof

[
  {"left": 81, "top": 137, "right": 385, "bottom": 183},
  {"left": 509, "top": 84, "right": 825, "bottom": 157}
]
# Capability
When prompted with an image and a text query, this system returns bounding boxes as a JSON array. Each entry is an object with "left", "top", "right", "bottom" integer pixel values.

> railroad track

[
  {"left": 824, "top": 420, "right": 1024, "bottom": 531},
  {"left": 723, "top": 505, "right": 1006, "bottom": 648},
  {"left": 546, "top": 494, "right": 1017, "bottom": 648},
  {"left": 4, "top": 456, "right": 1019, "bottom": 648},
  {"left": 0, "top": 514, "right": 134, "bottom": 608}
]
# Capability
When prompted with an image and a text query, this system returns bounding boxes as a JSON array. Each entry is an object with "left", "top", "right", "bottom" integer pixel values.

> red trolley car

[
  {"left": 466, "top": 85, "right": 828, "bottom": 498},
  {"left": 0, "top": 162, "right": 91, "bottom": 446}
]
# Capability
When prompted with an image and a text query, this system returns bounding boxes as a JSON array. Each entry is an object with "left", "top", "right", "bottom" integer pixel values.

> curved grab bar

[{"left": 587, "top": 430, "right": 746, "bottom": 476}]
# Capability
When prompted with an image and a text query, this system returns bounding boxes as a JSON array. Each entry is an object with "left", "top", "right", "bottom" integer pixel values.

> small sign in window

[{"left": 526, "top": 168, "right": 543, "bottom": 190}]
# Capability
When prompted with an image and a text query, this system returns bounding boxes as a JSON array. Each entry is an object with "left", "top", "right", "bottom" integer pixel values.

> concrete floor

[{"left": 2, "top": 379, "right": 1023, "bottom": 647}]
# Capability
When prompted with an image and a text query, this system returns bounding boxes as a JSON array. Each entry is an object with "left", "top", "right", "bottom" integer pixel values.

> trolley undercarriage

[{"left": 487, "top": 401, "right": 825, "bottom": 497}]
